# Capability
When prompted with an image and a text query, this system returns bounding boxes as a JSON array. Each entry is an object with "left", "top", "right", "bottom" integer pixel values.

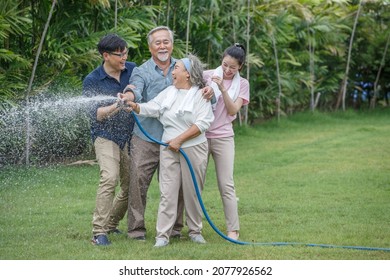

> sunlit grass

[{"left": 1, "top": 109, "right": 389, "bottom": 260}]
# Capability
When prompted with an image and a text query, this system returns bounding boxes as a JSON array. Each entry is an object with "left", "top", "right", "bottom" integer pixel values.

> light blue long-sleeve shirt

[{"left": 129, "top": 58, "right": 176, "bottom": 142}]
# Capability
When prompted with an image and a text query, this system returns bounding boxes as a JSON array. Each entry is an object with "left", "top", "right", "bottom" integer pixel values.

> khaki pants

[
  {"left": 127, "top": 135, "right": 184, "bottom": 238},
  {"left": 208, "top": 137, "right": 239, "bottom": 232},
  {"left": 92, "top": 137, "right": 130, "bottom": 236},
  {"left": 156, "top": 142, "right": 208, "bottom": 240}
]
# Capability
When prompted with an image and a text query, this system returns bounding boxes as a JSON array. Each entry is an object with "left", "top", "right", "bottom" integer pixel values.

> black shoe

[
  {"left": 129, "top": 235, "right": 146, "bottom": 241},
  {"left": 91, "top": 234, "right": 111, "bottom": 246},
  {"left": 170, "top": 231, "right": 182, "bottom": 239},
  {"left": 107, "top": 228, "right": 123, "bottom": 235}
]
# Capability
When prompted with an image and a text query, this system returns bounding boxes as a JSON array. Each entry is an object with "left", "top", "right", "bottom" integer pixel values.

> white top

[{"left": 138, "top": 85, "right": 214, "bottom": 148}]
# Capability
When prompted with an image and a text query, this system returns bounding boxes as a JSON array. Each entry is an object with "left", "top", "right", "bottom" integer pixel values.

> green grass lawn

[{"left": 1, "top": 109, "right": 389, "bottom": 260}]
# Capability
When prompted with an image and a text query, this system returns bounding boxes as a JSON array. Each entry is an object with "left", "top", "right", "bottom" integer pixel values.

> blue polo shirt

[{"left": 82, "top": 61, "right": 136, "bottom": 149}]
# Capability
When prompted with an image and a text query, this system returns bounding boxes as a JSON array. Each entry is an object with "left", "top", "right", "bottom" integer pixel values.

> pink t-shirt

[{"left": 203, "top": 69, "right": 250, "bottom": 138}]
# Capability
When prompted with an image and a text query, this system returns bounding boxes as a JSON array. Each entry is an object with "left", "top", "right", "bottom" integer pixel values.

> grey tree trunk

[
  {"left": 370, "top": 31, "right": 390, "bottom": 109},
  {"left": 114, "top": 0, "right": 118, "bottom": 31},
  {"left": 24, "top": 0, "right": 57, "bottom": 165},
  {"left": 309, "top": 29, "right": 315, "bottom": 111},
  {"left": 270, "top": 27, "right": 282, "bottom": 122},
  {"left": 185, "top": 0, "right": 192, "bottom": 54},
  {"left": 337, "top": 0, "right": 362, "bottom": 111}
]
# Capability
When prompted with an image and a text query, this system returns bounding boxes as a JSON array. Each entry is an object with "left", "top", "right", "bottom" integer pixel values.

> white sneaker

[
  {"left": 190, "top": 234, "right": 206, "bottom": 244},
  {"left": 154, "top": 238, "right": 169, "bottom": 247},
  {"left": 227, "top": 231, "right": 239, "bottom": 240}
]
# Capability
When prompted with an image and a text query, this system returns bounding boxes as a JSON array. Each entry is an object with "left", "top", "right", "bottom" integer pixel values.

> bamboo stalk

[
  {"left": 114, "top": 0, "right": 118, "bottom": 31},
  {"left": 339, "top": 0, "right": 362, "bottom": 111},
  {"left": 243, "top": 0, "right": 251, "bottom": 125},
  {"left": 24, "top": 0, "right": 57, "bottom": 165},
  {"left": 370, "top": 30, "right": 390, "bottom": 109},
  {"left": 270, "top": 24, "right": 282, "bottom": 122},
  {"left": 185, "top": 0, "right": 192, "bottom": 54}
]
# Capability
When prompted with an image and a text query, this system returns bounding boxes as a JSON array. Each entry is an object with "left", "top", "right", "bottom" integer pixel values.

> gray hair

[
  {"left": 147, "top": 26, "right": 174, "bottom": 45},
  {"left": 186, "top": 54, "right": 207, "bottom": 88}
]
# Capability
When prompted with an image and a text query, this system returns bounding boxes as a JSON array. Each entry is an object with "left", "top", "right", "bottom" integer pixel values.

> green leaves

[{"left": 1, "top": 0, "right": 390, "bottom": 163}]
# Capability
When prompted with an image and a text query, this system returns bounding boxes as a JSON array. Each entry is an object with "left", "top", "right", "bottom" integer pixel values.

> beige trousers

[
  {"left": 127, "top": 135, "right": 184, "bottom": 238},
  {"left": 92, "top": 137, "right": 130, "bottom": 236},
  {"left": 156, "top": 141, "right": 208, "bottom": 241},
  {"left": 207, "top": 136, "right": 239, "bottom": 232}
]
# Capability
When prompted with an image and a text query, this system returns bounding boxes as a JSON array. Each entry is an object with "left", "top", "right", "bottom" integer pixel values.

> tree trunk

[
  {"left": 185, "top": 0, "right": 192, "bottom": 54},
  {"left": 370, "top": 30, "right": 390, "bottom": 109},
  {"left": 166, "top": 0, "right": 170, "bottom": 26},
  {"left": 24, "top": 0, "right": 57, "bottom": 165},
  {"left": 207, "top": 11, "right": 213, "bottom": 65},
  {"left": 314, "top": 92, "right": 321, "bottom": 109},
  {"left": 271, "top": 27, "right": 282, "bottom": 122},
  {"left": 114, "top": 0, "right": 118, "bottom": 31},
  {"left": 336, "top": 0, "right": 362, "bottom": 111},
  {"left": 309, "top": 29, "right": 315, "bottom": 112},
  {"left": 243, "top": 0, "right": 251, "bottom": 125}
]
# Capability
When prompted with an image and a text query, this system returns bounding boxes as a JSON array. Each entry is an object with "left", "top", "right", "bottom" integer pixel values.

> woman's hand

[
  {"left": 116, "top": 93, "right": 140, "bottom": 113},
  {"left": 167, "top": 137, "right": 183, "bottom": 153},
  {"left": 125, "top": 101, "right": 140, "bottom": 113},
  {"left": 211, "top": 75, "right": 225, "bottom": 92},
  {"left": 202, "top": 85, "right": 214, "bottom": 101}
]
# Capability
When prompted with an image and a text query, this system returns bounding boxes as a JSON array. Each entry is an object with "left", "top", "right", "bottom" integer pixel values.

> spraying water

[{"left": 0, "top": 95, "right": 117, "bottom": 167}]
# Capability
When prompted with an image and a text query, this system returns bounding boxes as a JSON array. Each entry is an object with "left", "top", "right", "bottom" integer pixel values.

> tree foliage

[
  {"left": 1, "top": 0, "right": 389, "bottom": 115},
  {"left": 1, "top": 0, "right": 390, "bottom": 165}
]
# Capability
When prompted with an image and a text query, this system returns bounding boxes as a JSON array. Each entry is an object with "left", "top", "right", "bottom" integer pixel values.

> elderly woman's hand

[
  {"left": 202, "top": 85, "right": 214, "bottom": 101},
  {"left": 167, "top": 137, "right": 183, "bottom": 153},
  {"left": 127, "top": 101, "right": 140, "bottom": 113}
]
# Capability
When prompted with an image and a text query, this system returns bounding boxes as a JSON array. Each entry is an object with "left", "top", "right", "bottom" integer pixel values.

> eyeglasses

[{"left": 109, "top": 50, "right": 129, "bottom": 58}]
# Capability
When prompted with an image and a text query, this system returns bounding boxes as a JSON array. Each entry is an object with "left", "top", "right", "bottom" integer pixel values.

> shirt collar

[
  {"left": 97, "top": 62, "right": 128, "bottom": 80},
  {"left": 152, "top": 57, "right": 176, "bottom": 72}
]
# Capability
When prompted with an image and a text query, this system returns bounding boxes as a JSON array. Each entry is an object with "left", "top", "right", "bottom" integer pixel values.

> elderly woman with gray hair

[{"left": 124, "top": 54, "right": 214, "bottom": 247}]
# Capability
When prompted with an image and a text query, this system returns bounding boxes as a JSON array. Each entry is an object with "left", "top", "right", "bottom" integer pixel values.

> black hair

[
  {"left": 222, "top": 43, "right": 246, "bottom": 66},
  {"left": 97, "top": 34, "right": 127, "bottom": 55}
]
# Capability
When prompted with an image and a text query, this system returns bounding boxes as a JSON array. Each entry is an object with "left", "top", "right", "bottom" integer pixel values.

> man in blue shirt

[
  {"left": 83, "top": 34, "right": 137, "bottom": 246},
  {"left": 124, "top": 26, "right": 179, "bottom": 241}
]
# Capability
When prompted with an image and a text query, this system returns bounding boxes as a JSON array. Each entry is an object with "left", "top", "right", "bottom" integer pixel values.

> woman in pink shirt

[{"left": 203, "top": 44, "right": 250, "bottom": 240}]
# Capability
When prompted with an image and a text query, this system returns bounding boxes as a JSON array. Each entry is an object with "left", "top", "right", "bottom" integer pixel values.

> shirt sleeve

[
  {"left": 203, "top": 70, "right": 214, "bottom": 86},
  {"left": 239, "top": 78, "right": 250, "bottom": 106},
  {"left": 193, "top": 89, "right": 215, "bottom": 133},
  {"left": 138, "top": 87, "right": 170, "bottom": 118},
  {"left": 138, "top": 101, "right": 161, "bottom": 118},
  {"left": 129, "top": 67, "right": 146, "bottom": 103}
]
